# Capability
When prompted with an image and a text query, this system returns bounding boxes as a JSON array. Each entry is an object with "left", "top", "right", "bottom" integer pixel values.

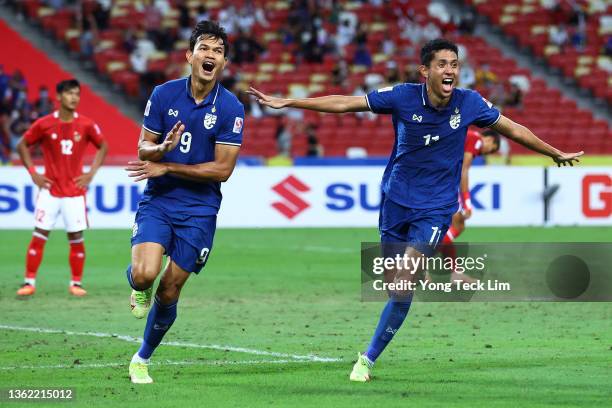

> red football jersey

[
  {"left": 24, "top": 111, "right": 104, "bottom": 197},
  {"left": 464, "top": 129, "right": 483, "bottom": 157}
]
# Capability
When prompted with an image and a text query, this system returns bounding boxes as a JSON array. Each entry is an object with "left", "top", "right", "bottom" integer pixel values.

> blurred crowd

[
  {"left": 0, "top": 67, "right": 51, "bottom": 163},
  {"left": 3, "top": 0, "right": 524, "bottom": 159}
]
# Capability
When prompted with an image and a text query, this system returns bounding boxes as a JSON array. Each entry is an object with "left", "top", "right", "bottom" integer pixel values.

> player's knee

[{"left": 130, "top": 263, "right": 158, "bottom": 288}]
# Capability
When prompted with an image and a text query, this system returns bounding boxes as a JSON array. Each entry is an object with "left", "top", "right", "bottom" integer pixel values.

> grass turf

[{"left": 0, "top": 227, "right": 610, "bottom": 407}]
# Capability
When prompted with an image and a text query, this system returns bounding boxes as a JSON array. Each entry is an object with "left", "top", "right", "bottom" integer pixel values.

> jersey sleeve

[
  {"left": 216, "top": 101, "right": 244, "bottom": 146},
  {"left": 87, "top": 120, "right": 105, "bottom": 147},
  {"left": 365, "top": 85, "right": 400, "bottom": 114},
  {"left": 142, "top": 85, "right": 164, "bottom": 135},
  {"left": 470, "top": 91, "right": 501, "bottom": 128},
  {"left": 23, "top": 118, "right": 44, "bottom": 145}
]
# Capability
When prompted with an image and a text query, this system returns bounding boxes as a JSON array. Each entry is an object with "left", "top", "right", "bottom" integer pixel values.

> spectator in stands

[
  {"left": 549, "top": 24, "right": 568, "bottom": 48},
  {"left": 504, "top": 81, "right": 523, "bottom": 107},
  {"left": 353, "top": 44, "right": 372, "bottom": 68},
  {"left": 218, "top": 5, "right": 239, "bottom": 35},
  {"left": 130, "top": 31, "right": 157, "bottom": 74},
  {"left": 0, "top": 65, "right": 9, "bottom": 102},
  {"left": 475, "top": 63, "right": 498, "bottom": 88},
  {"left": 384, "top": 61, "right": 401, "bottom": 85},
  {"left": 332, "top": 59, "right": 349, "bottom": 87},
  {"left": 232, "top": 30, "right": 266, "bottom": 65},
  {"left": 275, "top": 117, "right": 293, "bottom": 156},
  {"left": 336, "top": 14, "right": 357, "bottom": 51},
  {"left": 403, "top": 64, "right": 422, "bottom": 84},
  {"left": 195, "top": 5, "right": 210, "bottom": 26},
  {"left": 305, "top": 124, "right": 322, "bottom": 157},
  {"left": 459, "top": 54, "right": 476, "bottom": 88},
  {"left": 604, "top": 36, "right": 612, "bottom": 57},
  {"left": 34, "top": 86, "right": 54, "bottom": 117}
]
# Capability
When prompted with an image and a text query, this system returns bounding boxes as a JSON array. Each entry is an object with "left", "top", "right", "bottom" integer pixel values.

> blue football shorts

[
  {"left": 379, "top": 194, "right": 456, "bottom": 257},
  {"left": 131, "top": 201, "right": 217, "bottom": 274}
]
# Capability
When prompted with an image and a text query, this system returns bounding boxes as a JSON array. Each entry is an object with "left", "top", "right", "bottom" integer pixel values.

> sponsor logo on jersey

[
  {"left": 412, "top": 114, "right": 423, "bottom": 123},
  {"left": 168, "top": 109, "right": 179, "bottom": 117},
  {"left": 204, "top": 113, "right": 217, "bottom": 130},
  {"left": 51, "top": 133, "right": 58, "bottom": 140},
  {"left": 271, "top": 175, "right": 310, "bottom": 219},
  {"left": 73, "top": 131, "right": 81, "bottom": 142},
  {"left": 449, "top": 107, "right": 461, "bottom": 129},
  {"left": 144, "top": 100, "right": 151, "bottom": 117},
  {"left": 232, "top": 117, "right": 243, "bottom": 133},
  {"left": 132, "top": 222, "right": 138, "bottom": 237}
]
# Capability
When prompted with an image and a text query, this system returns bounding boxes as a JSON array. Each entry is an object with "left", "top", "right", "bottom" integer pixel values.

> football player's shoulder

[
  {"left": 219, "top": 85, "right": 243, "bottom": 108},
  {"left": 218, "top": 85, "right": 244, "bottom": 116},
  {"left": 155, "top": 76, "right": 189, "bottom": 97},
  {"left": 32, "top": 112, "right": 56, "bottom": 129},
  {"left": 75, "top": 112, "right": 95, "bottom": 125}
]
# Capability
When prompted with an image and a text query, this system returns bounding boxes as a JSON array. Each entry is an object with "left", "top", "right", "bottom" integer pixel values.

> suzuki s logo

[
  {"left": 271, "top": 176, "right": 310, "bottom": 219},
  {"left": 582, "top": 174, "right": 612, "bottom": 218},
  {"left": 168, "top": 109, "right": 179, "bottom": 117}
]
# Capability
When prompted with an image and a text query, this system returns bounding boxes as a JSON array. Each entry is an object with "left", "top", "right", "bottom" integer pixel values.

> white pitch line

[
  {"left": 0, "top": 325, "right": 341, "bottom": 363},
  {"left": 0, "top": 359, "right": 308, "bottom": 371}
]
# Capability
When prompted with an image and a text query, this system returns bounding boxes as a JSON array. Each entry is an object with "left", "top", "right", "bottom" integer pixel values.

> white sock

[
  {"left": 24, "top": 278, "right": 36, "bottom": 287},
  {"left": 131, "top": 353, "right": 150, "bottom": 364},
  {"left": 70, "top": 280, "right": 82, "bottom": 286}
]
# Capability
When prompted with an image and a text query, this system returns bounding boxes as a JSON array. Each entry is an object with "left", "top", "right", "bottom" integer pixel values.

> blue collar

[
  {"left": 185, "top": 76, "right": 220, "bottom": 106},
  {"left": 421, "top": 83, "right": 456, "bottom": 111}
]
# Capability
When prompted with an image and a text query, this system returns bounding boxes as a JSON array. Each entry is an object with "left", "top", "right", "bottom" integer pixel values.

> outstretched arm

[
  {"left": 126, "top": 143, "right": 240, "bottom": 183},
  {"left": 247, "top": 87, "right": 370, "bottom": 113},
  {"left": 490, "top": 115, "right": 583, "bottom": 166}
]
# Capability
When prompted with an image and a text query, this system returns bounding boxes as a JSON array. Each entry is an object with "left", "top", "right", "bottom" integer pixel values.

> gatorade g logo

[
  {"left": 271, "top": 176, "right": 310, "bottom": 219},
  {"left": 582, "top": 174, "right": 612, "bottom": 218}
]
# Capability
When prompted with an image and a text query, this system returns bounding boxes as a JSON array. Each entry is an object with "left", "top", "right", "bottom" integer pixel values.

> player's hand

[
  {"left": 553, "top": 151, "right": 584, "bottom": 167},
  {"left": 74, "top": 172, "right": 94, "bottom": 188},
  {"left": 30, "top": 172, "right": 52, "bottom": 189},
  {"left": 247, "top": 87, "right": 289, "bottom": 109},
  {"left": 158, "top": 121, "right": 185, "bottom": 154},
  {"left": 126, "top": 160, "right": 168, "bottom": 182}
]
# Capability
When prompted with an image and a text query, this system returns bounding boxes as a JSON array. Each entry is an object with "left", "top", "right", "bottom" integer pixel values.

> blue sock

[
  {"left": 364, "top": 297, "right": 412, "bottom": 362},
  {"left": 126, "top": 265, "right": 147, "bottom": 291},
  {"left": 137, "top": 296, "right": 178, "bottom": 359}
]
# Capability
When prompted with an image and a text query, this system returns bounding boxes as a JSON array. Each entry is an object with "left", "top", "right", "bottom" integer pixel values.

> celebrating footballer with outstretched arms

[{"left": 249, "top": 38, "right": 582, "bottom": 383}]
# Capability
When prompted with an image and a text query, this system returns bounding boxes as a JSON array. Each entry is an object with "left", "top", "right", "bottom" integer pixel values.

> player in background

[
  {"left": 124, "top": 21, "right": 244, "bottom": 384},
  {"left": 15, "top": 79, "right": 108, "bottom": 297},
  {"left": 248, "top": 38, "right": 582, "bottom": 382},
  {"left": 435, "top": 128, "right": 501, "bottom": 283}
]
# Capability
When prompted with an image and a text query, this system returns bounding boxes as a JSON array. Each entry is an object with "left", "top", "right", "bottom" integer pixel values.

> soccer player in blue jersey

[
  {"left": 248, "top": 38, "right": 582, "bottom": 382},
  {"left": 124, "top": 21, "right": 244, "bottom": 384}
]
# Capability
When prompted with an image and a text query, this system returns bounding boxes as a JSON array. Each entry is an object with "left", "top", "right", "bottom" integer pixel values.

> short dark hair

[
  {"left": 420, "top": 39, "right": 459, "bottom": 67},
  {"left": 482, "top": 129, "right": 501, "bottom": 152},
  {"left": 56, "top": 79, "right": 80, "bottom": 94},
  {"left": 189, "top": 20, "right": 229, "bottom": 56}
]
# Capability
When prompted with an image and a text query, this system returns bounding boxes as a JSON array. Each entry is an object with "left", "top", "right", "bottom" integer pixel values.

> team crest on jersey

[
  {"left": 204, "top": 113, "right": 217, "bottom": 130},
  {"left": 73, "top": 131, "right": 81, "bottom": 142},
  {"left": 51, "top": 133, "right": 58, "bottom": 140},
  {"left": 449, "top": 107, "right": 461, "bottom": 130}
]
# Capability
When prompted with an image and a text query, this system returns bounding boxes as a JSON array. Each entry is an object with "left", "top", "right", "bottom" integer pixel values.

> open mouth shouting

[
  {"left": 202, "top": 61, "right": 215, "bottom": 75},
  {"left": 442, "top": 77, "right": 454, "bottom": 93}
]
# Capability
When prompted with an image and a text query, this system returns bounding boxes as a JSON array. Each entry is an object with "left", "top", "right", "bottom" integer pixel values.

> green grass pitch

[{"left": 0, "top": 227, "right": 610, "bottom": 407}]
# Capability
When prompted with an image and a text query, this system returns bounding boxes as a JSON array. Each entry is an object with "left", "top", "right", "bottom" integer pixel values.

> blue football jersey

[
  {"left": 366, "top": 83, "right": 500, "bottom": 209},
  {"left": 141, "top": 77, "right": 244, "bottom": 216}
]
